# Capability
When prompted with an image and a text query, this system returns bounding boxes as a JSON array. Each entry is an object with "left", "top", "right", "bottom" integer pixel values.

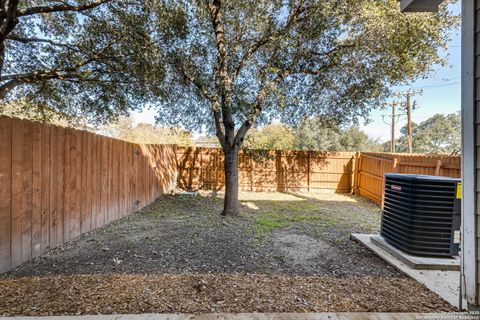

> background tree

[
  {"left": 242, "top": 120, "right": 382, "bottom": 151},
  {"left": 394, "top": 113, "right": 461, "bottom": 154},
  {"left": 141, "top": 0, "right": 456, "bottom": 215},
  {"left": 105, "top": 116, "right": 193, "bottom": 146},
  {"left": 294, "top": 117, "right": 382, "bottom": 152},
  {"left": 243, "top": 124, "right": 296, "bottom": 150},
  {"left": 0, "top": 98, "right": 82, "bottom": 126},
  {"left": 1, "top": 0, "right": 166, "bottom": 124}
]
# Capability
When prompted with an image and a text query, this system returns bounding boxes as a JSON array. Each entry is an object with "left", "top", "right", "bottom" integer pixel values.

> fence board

[
  {"left": 10, "top": 119, "right": 24, "bottom": 268},
  {"left": 49, "top": 126, "right": 59, "bottom": 248},
  {"left": 31, "top": 122, "right": 42, "bottom": 257},
  {"left": 0, "top": 117, "right": 12, "bottom": 271},
  {"left": 56, "top": 127, "right": 65, "bottom": 246},
  {"left": 358, "top": 152, "right": 461, "bottom": 204},
  {"left": 40, "top": 124, "right": 50, "bottom": 253},
  {"left": 100, "top": 136, "right": 108, "bottom": 227},
  {"left": 80, "top": 132, "right": 90, "bottom": 234},
  {"left": 63, "top": 129, "right": 71, "bottom": 242},
  {"left": 21, "top": 120, "right": 33, "bottom": 263}
]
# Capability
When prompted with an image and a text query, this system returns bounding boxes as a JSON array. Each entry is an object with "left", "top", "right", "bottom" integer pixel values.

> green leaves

[
  {"left": 395, "top": 112, "right": 461, "bottom": 155},
  {"left": 241, "top": 121, "right": 382, "bottom": 152},
  {"left": 4, "top": 0, "right": 457, "bottom": 131},
  {"left": 3, "top": 1, "right": 168, "bottom": 124}
]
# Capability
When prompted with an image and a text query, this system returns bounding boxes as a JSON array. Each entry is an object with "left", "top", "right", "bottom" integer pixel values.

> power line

[{"left": 416, "top": 81, "right": 460, "bottom": 90}]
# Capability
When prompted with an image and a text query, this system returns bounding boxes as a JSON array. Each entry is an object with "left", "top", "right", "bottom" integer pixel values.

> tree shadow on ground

[{"left": 1, "top": 191, "right": 393, "bottom": 280}]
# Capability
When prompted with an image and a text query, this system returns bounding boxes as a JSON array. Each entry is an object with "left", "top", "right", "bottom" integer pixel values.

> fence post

[
  {"left": 307, "top": 151, "right": 311, "bottom": 193},
  {"left": 354, "top": 152, "right": 361, "bottom": 194},
  {"left": 350, "top": 153, "right": 357, "bottom": 194},
  {"left": 435, "top": 159, "right": 442, "bottom": 176},
  {"left": 393, "top": 157, "right": 399, "bottom": 172},
  {"left": 250, "top": 152, "right": 253, "bottom": 192}
]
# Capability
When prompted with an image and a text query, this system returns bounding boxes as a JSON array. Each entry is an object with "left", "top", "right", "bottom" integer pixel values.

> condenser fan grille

[{"left": 380, "top": 174, "right": 460, "bottom": 257}]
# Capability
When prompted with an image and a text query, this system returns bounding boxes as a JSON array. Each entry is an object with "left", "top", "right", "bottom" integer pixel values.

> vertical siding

[{"left": 475, "top": 0, "right": 480, "bottom": 306}]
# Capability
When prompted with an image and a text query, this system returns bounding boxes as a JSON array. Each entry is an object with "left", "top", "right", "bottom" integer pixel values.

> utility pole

[
  {"left": 395, "top": 90, "right": 422, "bottom": 153},
  {"left": 382, "top": 101, "right": 405, "bottom": 153},
  {"left": 391, "top": 104, "right": 396, "bottom": 153}
]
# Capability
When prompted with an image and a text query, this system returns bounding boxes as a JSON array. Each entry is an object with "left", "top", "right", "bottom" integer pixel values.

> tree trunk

[
  {"left": 0, "top": 41, "right": 5, "bottom": 80},
  {"left": 222, "top": 145, "right": 239, "bottom": 216}
]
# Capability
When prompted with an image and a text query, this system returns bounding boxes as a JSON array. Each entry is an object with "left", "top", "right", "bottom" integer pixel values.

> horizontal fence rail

[{"left": 0, "top": 116, "right": 177, "bottom": 274}]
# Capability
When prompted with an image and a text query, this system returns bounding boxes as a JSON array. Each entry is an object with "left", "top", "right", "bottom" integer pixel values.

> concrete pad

[
  {"left": 351, "top": 233, "right": 467, "bottom": 309},
  {"left": 370, "top": 235, "right": 460, "bottom": 271},
  {"left": 0, "top": 313, "right": 464, "bottom": 320}
]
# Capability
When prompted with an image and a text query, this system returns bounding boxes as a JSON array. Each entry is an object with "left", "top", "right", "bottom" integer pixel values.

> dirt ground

[{"left": 0, "top": 191, "right": 456, "bottom": 315}]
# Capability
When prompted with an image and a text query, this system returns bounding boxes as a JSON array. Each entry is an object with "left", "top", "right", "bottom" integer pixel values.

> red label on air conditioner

[{"left": 391, "top": 185, "right": 402, "bottom": 191}]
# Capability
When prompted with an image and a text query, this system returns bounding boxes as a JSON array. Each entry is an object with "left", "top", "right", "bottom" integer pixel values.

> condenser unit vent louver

[{"left": 380, "top": 173, "right": 461, "bottom": 257}]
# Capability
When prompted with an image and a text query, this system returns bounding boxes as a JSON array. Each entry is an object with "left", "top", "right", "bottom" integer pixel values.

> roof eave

[{"left": 400, "top": 0, "right": 445, "bottom": 12}]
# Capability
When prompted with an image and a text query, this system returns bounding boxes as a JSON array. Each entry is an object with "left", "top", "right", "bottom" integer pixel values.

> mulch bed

[{"left": 0, "top": 273, "right": 455, "bottom": 316}]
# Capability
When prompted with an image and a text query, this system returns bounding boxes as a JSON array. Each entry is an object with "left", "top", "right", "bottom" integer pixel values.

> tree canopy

[
  {"left": 243, "top": 124, "right": 296, "bottom": 150},
  {"left": 148, "top": 0, "right": 456, "bottom": 134},
  {"left": 243, "top": 121, "right": 382, "bottom": 152},
  {"left": 3, "top": 0, "right": 458, "bottom": 214},
  {"left": 1, "top": 0, "right": 165, "bottom": 124},
  {"left": 294, "top": 118, "right": 382, "bottom": 152},
  {"left": 392, "top": 113, "right": 461, "bottom": 155},
  {"left": 105, "top": 116, "right": 193, "bottom": 146}
]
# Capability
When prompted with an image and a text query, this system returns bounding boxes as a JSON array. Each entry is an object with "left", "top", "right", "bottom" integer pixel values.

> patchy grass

[
  {"left": 3, "top": 190, "right": 389, "bottom": 279},
  {"left": 253, "top": 211, "right": 323, "bottom": 237},
  {"left": 237, "top": 191, "right": 381, "bottom": 241}
]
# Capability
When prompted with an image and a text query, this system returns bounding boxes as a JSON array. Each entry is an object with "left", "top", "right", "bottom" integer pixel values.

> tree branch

[
  {"left": 174, "top": 58, "right": 226, "bottom": 148},
  {"left": 0, "top": 0, "right": 19, "bottom": 40},
  {"left": 13, "top": 0, "right": 112, "bottom": 18},
  {"left": 232, "top": 0, "right": 305, "bottom": 82},
  {"left": 234, "top": 69, "right": 291, "bottom": 146},
  {"left": 6, "top": 34, "right": 80, "bottom": 51},
  {"left": 212, "top": 99, "right": 226, "bottom": 149},
  {"left": 0, "top": 78, "right": 17, "bottom": 99}
]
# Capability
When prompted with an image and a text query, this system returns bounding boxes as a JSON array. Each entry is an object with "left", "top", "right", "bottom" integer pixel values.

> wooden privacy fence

[
  {"left": 177, "top": 147, "right": 358, "bottom": 193},
  {"left": 176, "top": 148, "right": 461, "bottom": 205},
  {"left": 0, "top": 116, "right": 176, "bottom": 274},
  {"left": 0, "top": 117, "right": 462, "bottom": 274},
  {"left": 356, "top": 152, "right": 461, "bottom": 204}
]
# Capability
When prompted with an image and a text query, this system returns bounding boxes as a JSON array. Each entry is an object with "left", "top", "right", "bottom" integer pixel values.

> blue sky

[
  {"left": 133, "top": 2, "right": 461, "bottom": 142},
  {"left": 362, "top": 2, "right": 461, "bottom": 141}
]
